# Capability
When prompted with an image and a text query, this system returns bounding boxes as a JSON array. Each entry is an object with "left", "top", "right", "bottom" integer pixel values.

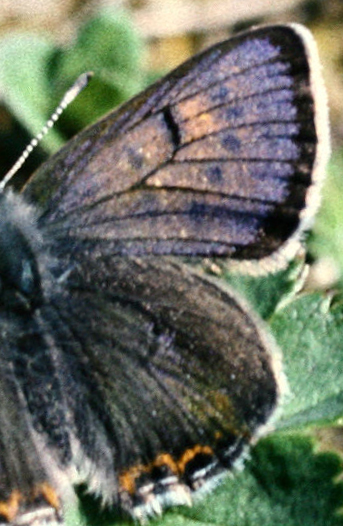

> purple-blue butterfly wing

[{"left": 24, "top": 25, "right": 325, "bottom": 262}]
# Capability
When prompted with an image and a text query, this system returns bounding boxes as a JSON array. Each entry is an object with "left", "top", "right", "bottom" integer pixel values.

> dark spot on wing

[
  {"left": 221, "top": 133, "right": 241, "bottom": 152},
  {"left": 211, "top": 85, "right": 229, "bottom": 102},
  {"left": 206, "top": 165, "right": 223, "bottom": 183},
  {"left": 226, "top": 106, "right": 244, "bottom": 120},
  {"left": 189, "top": 201, "right": 207, "bottom": 220}
]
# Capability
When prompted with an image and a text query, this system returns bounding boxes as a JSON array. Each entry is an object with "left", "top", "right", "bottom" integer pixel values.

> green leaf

[
  {"left": 310, "top": 150, "right": 343, "bottom": 281},
  {"left": 0, "top": 34, "right": 62, "bottom": 151},
  {"left": 222, "top": 258, "right": 305, "bottom": 320},
  {"left": 271, "top": 292, "right": 343, "bottom": 429}
]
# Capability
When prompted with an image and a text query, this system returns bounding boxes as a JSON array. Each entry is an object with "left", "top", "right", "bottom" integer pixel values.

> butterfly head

[{"left": 0, "top": 191, "right": 42, "bottom": 312}]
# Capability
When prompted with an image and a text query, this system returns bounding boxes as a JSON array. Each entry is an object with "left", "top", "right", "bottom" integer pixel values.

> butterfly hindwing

[
  {"left": 28, "top": 254, "right": 280, "bottom": 518},
  {"left": 0, "top": 306, "right": 65, "bottom": 525}
]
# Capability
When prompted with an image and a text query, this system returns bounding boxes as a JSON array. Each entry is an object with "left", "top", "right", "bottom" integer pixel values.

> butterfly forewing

[{"left": 23, "top": 25, "right": 326, "bottom": 263}]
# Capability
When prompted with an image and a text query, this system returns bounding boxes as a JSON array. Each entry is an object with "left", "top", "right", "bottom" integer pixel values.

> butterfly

[{"left": 0, "top": 23, "right": 329, "bottom": 525}]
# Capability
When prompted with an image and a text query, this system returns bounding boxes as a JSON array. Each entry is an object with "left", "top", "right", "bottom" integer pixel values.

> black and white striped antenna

[{"left": 0, "top": 71, "right": 93, "bottom": 192}]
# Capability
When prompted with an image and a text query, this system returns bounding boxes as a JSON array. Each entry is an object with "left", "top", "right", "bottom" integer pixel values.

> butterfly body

[{"left": 0, "top": 24, "right": 329, "bottom": 525}]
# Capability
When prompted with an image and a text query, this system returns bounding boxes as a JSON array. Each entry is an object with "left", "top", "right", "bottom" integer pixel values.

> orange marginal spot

[
  {"left": 119, "top": 465, "right": 146, "bottom": 495},
  {"left": 34, "top": 482, "right": 60, "bottom": 510},
  {"left": 151, "top": 453, "right": 179, "bottom": 473},
  {"left": 119, "top": 446, "right": 215, "bottom": 495},
  {"left": 119, "top": 453, "right": 179, "bottom": 495},
  {"left": 0, "top": 490, "right": 21, "bottom": 522},
  {"left": 177, "top": 445, "right": 213, "bottom": 474}
]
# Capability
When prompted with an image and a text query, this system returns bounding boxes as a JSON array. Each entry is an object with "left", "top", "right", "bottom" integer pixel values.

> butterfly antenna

[{"left": 0, "top": 71, "right": 93, "bottom": 192}]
